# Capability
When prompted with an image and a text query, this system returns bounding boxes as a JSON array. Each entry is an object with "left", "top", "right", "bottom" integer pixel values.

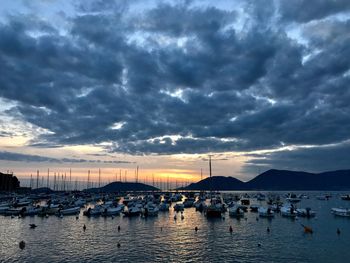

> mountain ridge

[{"left": 181, "top": 169, "right": 350, "bottom": 190}]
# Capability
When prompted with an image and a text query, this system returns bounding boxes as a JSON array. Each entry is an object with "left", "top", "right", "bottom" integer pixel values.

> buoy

[
  {"left": 76, "top": 216, "right": 79, "bottom": 220},
  {"left": 337, "top": 228, "right": 341, "bottom": 235},
  {"left": 117, "top": 242, "right": 121, "bottom": 248},
  {"left": 229, "top": 226, "right": 233, "bottom": 233},
  {"left": 258, "top": 243, "right": 261, "bottom": 247},
  {"left": 118, "top": 226, "right": 121, "bottom": 232},
  {"left": 301, "top": 224, "right": 313, "bottom": 234},
  {"left": 19, "top": 241, "right": 25, "bottom": 250},
  {"left": 83, "top": 224, "right": 86, "bottom": 231},
  {"left": 267, "top": 227, "right": 270, "bottom": 233},
  {"left": 195, "top": 226, "right": 198, "bottom": 232}
]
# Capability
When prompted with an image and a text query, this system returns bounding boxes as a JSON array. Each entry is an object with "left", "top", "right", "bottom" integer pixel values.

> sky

[{"left": 0, "top": 0, "right": 350, "bottom": 188}]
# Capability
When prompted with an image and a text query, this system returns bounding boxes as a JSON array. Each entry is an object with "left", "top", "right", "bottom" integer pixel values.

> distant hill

[
  {"left": 181, "top": 169, "right": 350, "bottom": 191},
  {"left": 85, "top": 181, "right": 159, "bottom": 192},
  {"left": 182, "top": 176, "right": 245, "bottom": 191}
]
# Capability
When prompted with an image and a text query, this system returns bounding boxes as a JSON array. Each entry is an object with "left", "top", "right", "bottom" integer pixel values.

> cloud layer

[{"left": 0, "top": 0, "right": 349, "bottom": 172}]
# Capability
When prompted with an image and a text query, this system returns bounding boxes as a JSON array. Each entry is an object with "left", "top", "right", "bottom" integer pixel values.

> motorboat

[
  {"left": 341, "top": 195, "right": 350, "bottom": 201},
  {"left": 59, "top": 206, "right": 80, "bottom": 216},
  {"left": 83, "top": 206, "right": 102, "bottom": 217},
  {"left": 123, "top": 205, "right": 142, "bottom": 217},
  {"left": 281, "top": 205, "right": 297, "bottom": 217},
  {"left": 102, "top": 205, "right": 123, "bottom": 216},
  {"left": 296, "top": 208, "right": 316, "bottom": 217},
  {"left": 331, "top": 208, "right": 350, "bottom": 217},
  {"left": 143, "top": 203, "right": 159, "bottom": 217},
  {"left": 228, "top": 204, "right": 244, "bottom": 218},
  {"left": 258, "top": 207, "right": 274, "bottom": 218}
]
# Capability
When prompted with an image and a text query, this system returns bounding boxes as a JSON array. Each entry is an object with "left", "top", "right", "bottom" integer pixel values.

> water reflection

[{"left": 0, "top": 192, "right": 350, "bottom": 262}]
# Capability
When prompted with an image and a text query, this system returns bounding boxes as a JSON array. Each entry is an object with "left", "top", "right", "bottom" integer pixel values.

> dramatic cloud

[
  {"left": 0, "top": 151, "right": 132, "bottom": 164},
  {"left": 0, "top": 0, "right": 349, "bottom": 173}
]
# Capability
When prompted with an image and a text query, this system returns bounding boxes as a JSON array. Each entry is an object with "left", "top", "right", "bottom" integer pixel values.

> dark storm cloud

[
  {"left": 0, "top": 151, "right": 132, "bottom": 164},
  {"left": 0, "top": 0, "right": 349, "bottom": 173}
]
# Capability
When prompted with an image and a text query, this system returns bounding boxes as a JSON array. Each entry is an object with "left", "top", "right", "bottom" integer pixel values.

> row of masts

[
  {"left": 20, "top": 156, "right": 215, "bottom": 191},
  {"left": 25, "top": 168, "right": 204, "bottom": 191}
]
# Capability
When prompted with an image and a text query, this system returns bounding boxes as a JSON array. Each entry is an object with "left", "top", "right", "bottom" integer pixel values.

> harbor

[{"left": 1, "top": 190, "right": 350, "bottom": 262}]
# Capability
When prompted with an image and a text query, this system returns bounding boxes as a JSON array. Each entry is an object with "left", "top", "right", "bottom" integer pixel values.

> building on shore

[{"left": 0, "top": 172, "right": 20, "bottom": 191}]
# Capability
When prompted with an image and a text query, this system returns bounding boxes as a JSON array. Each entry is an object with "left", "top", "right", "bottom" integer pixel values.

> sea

[{"left": 1, "top": 191, "right": 350, "bottom": 263}]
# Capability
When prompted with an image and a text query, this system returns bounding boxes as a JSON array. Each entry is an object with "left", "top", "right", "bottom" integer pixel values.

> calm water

[{"left": 1, "top": 192, "right": 350, "bottom": 263}]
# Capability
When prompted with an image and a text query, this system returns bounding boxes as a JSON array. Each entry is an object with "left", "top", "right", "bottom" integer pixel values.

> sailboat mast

[{"left": 209, "top": 155, "right": 212, "bottom": 178}]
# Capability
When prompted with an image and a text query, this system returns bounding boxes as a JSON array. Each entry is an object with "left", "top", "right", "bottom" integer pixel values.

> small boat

[
  {"left": 258, "top": 207, "right": 274, "bottom": 218},
  {"left": 256, "top": 194, "right": 266, "bottom": 201},
  {"left": 123, "top": 205, "right": 142, "bottom": 217},
  {"left": 228, "top": 204, "right": 244, "bottom": 218},
  {"left": 296, "top": 208, "right": 316, "bottom": 218},
  {"left": 281, "top": 206, "right": 297, "bottom": 217},
  {"left": 341, "top": 195, "right": 350, "bottom": 201},
  {"left": 59, "top": 206, "right": 80, "bottom": 216},
  {"left": 143, "top": 203, "right": 159, "bottom": 217},
  {"left": 102, "top": 206, "right": 123, "bottom": 216},
  {"left": 205, "top": 200, "right": 223, "bottom": 218},
  {"left": 331, "top": 208, "right": 350, "bottom": 217},
  {"left": 83, "top": 206, "right": 102, "bottom": 217}
]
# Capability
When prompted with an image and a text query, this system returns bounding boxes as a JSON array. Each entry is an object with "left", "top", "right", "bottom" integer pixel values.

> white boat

[
  {"left": 228, "top": 204, "right": 244, "bottom": 217},
  {"left": 83, "top": 206, "right": 102, "bottom": 217},
  {"left": 341, "top": 195, "right": 350, "bottom": 201},
  {"left": 59, "top": 206, "right": 80, "bottom": 215},
  {"left": 258, "top": 207, "right": 274, "bottom": 218},
  {"left": 123, "top": 205, "right": 142, "bottom": 217},
  {"left": 143, "top": 203, "right": 159, "bottom": 216},
  {"left": 331, "top": 208, "right": 350, "bottom": 217},
  {"left": 296, "top": 208, "right": 316, "bottom": 217},
  {"left": 281, "top": 206, "right": 297, "bottom": 217},
  {"left": 103, "top": 206, "right": 123, "bottom": 216}
]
